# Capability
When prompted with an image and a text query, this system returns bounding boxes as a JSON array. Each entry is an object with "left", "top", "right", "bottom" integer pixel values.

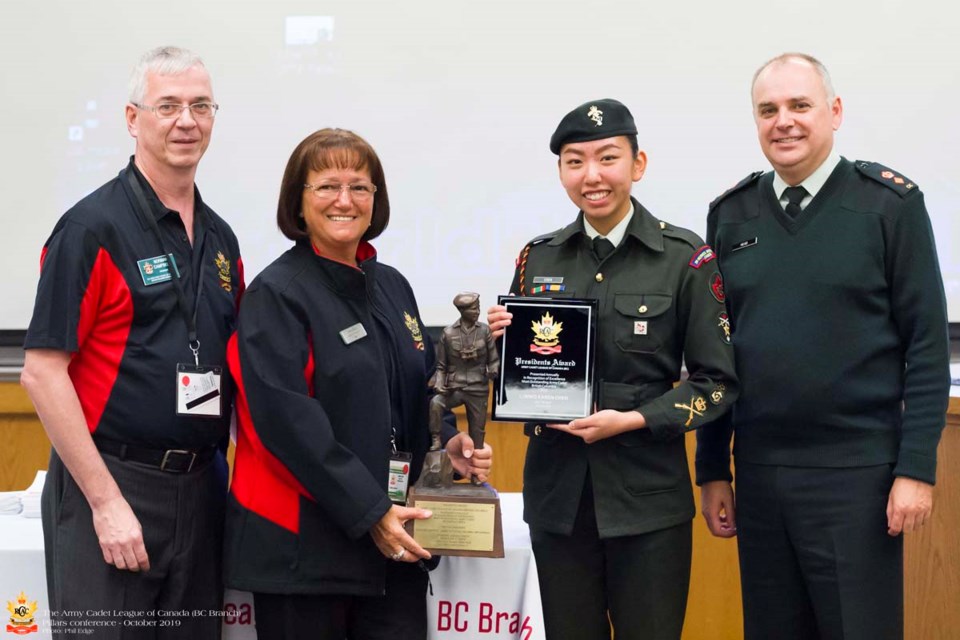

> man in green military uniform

[
  {"left": 696, "top": 54, "right": 950, "bottom": 640},
  {"left": 487, "top": 99, "right": 738, "bottom": 640}
]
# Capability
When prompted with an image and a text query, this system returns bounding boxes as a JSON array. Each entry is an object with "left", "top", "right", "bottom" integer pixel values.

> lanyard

[{"left": 126, "top": 170, "right": 207, "bottom": 364}]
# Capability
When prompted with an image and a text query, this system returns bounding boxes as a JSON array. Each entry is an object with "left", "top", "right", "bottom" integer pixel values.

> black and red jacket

[
  {"left": 224, "top": 241, "right": 451, "bottom": 596},
  {"left": 25, "top": 159, "right": 244, "bottom": 450}
]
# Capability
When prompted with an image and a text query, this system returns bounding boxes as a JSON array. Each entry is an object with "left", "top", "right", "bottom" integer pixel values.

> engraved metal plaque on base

[{"left": 405, "top": 451, "right": 504, "bottom": 558}]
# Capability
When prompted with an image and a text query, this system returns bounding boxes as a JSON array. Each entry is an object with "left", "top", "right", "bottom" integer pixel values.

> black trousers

[
  {"left": 251, "top": 561, "right": 428, "bottom": 640},
  {"left": 736, "top": 463, "right": 903, "bottom": 640},
  {"left": 42, "top": 449, "right": 227, "bottom": 639},
  {"left": 530, "top": 480, "right": 692, "bottom": 640}
]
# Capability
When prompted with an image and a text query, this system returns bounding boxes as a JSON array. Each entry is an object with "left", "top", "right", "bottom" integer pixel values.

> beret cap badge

[{"left": 587, "top": 105, "right": 604, "bottom": 126}]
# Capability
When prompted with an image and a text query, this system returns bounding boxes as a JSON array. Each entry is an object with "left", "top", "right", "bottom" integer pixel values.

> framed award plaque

[{"left": 491, "top": 296, "right": 598, "bottom": 423}]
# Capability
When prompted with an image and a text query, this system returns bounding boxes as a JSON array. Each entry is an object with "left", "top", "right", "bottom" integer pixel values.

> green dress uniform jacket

[{"left": 510, "top": 197, "right": 738, "bottom": 538}]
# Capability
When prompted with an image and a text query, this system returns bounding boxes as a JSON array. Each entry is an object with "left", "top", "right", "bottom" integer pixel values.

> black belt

[{"left": 93, "top": 435, "right": 217, "bottom": 473}]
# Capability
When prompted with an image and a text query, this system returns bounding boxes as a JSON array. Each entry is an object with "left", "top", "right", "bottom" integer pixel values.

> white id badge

[
  {"left": 176, "top": 363, "right": 223, "bottom": 418},
  {"left": 387, "top": 452, "right": 413, "bottom": 504}
]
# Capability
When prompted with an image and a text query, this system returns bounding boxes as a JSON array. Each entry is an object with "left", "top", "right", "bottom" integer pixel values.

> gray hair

[
  {"left": 128, "top": 46, "right": 208, "bottom": 104},
  {"left": 751, "top": 53, "right": 836, "bottom": 103}
]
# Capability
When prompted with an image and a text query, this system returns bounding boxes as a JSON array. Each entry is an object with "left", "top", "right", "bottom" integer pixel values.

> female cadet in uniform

[
  {"left": 487, "top": 99, "right": 738, "bottom": 640},
  {"left": 224, "top": 129, "right": 492, "bottom": 639}
]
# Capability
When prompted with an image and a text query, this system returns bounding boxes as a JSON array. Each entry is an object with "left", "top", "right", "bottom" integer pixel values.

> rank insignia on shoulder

[
  {"left": 718, "top": 312, "right": 731, "bottom": 344},
  {"left": 709, "top": 272, "right": 725, "bottom": 303},
  {"left": 689, "top": 245, "right": 716, "bottom": 269},
  {"left": 855, "top": 161, "right": 917, "bottom": 196}
]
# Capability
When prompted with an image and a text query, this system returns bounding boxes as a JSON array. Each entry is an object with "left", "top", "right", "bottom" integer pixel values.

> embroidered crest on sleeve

[
  {"left": 674, "top": 395, "right": 708, "bottom": 427},
  {"left": 215, "top": 252, "right": 232, "bottom": 292},
  {"left": 403, "top": 312, "right": 425, "bottom": 350},
  {"left": 689, "top": 245, "right": 716, "bottom": 269},
  {"left": 718, "top": 312, "right": 731, "bottom": 344},
  {"left": 709, "top": 272, "right": 725, "bottom": 303}
]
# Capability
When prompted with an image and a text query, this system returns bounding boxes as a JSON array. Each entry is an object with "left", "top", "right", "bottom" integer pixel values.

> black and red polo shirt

[{"left": 25, "top": 158, "right": 244, "bottom": 450}]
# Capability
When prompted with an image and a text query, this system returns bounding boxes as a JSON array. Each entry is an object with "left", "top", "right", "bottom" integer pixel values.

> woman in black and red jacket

[{"left": 224, "top": 128, "right": 492, "bottom": 639}]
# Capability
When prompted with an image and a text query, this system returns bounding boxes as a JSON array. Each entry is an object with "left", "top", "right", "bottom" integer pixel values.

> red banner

[
  {"left": 530, "top": 345, "right": 561, "bottom": 355},
  {"left": 6, "top": 623, "right": 38, "bottom": 635}
]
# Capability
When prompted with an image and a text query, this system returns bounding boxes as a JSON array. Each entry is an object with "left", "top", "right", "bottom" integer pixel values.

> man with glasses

[
  {"left": 21, "top": 46, "right": 242, "bottom": 638},
  {"left": 696, "top": 53, "right": 949, "bottom": 639}
]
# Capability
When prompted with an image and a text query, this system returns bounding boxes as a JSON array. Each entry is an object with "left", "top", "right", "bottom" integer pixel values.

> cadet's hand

[
  {"left": 371, "top": 505, "right": 432, "bottom": 563},
  {"left": 701, "top": 481, "right": 737, "bottom": 538},
  {"left": 548, "top": 410, "right": 644, "bottom": 444},
  {"left": 487, "top": 305, "right": 512, "bottom": 339},
  {"left": 886, "top": 476, "right": 934, "bottom": 536},
  {"left": 446, "top": 432, "right": 493, "bottom": 482},
  {"left": 92, "top": 496, "right": 150, "bottom": 572}
]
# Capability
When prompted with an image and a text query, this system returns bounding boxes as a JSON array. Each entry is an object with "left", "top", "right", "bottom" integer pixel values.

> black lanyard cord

[{"left": 126, "top": 170, "right": 206, "bottom": 359}]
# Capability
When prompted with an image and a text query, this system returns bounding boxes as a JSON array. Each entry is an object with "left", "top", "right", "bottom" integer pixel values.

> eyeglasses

[
  {"left": 133, "top": 102, "right": 219, "bottom": 119},
  {"left": 304, "top": 182, "right": 378, "bottom": 201}
]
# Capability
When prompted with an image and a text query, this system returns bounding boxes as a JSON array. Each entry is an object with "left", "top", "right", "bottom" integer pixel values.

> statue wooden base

[{"left": 405, "top": 451, "right": 504, "bottom": 558}]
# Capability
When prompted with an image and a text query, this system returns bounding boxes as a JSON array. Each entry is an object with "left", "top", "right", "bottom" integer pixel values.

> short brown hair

[{"left": 277, "top": 128, "right": 390, "bottom": 242}]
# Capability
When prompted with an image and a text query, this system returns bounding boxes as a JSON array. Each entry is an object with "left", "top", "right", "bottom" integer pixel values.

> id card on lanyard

[
  {"left": 126, "top": 171, "right": 223, "bottom": 419},
  {"left": 387, "top": 428, "right": 413, "bottom": 504}
]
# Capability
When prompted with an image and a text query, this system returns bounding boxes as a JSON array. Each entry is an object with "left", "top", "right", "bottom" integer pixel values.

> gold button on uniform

[
  {"left": 534, "top": 425, "right": 543, "bottom": 436},
  {"left": 639, "top": 305, "right": 648, "bottom": 313},
  {"left": 595, "top": 273, "right": 604, "bottom": 282}
]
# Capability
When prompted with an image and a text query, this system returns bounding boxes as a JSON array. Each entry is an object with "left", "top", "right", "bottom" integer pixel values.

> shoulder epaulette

[
  {"left": 515, "top": 230, "right": 560, "bottom": 293},
  {"left": 660, "top": 222, "right": 703, "bottom": 251},
  {"left": 514, "top": 230, "right": 557, "bottom": 266},
  {"left": 529, "top": 230, "right": 558, "bottom": 246},
  {"left": 709, "top": 171, "right": 764, "bottom": 212},
  {"left": 854, "top": 160, "right": 918, "bottom": 197}
]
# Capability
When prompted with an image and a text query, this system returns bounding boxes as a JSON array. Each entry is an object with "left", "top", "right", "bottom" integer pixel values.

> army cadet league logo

[
  {"left": 530, "top": 312, "right": 563, "bottom": 354},
  {"left": 403, "top": 312, "right": 425, "bottom": 351},
  {"left": 587, "top": 105, "right": 603, "bottom": 126},
  {"left": 215, "top": 252, "right": 232, "bottom": 293},
  {"left": 6, "top": 591, "right": 38, "bottom": 635}
]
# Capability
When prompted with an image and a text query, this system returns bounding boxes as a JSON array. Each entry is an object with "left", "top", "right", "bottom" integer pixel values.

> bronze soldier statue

[{"left": 429, "top": 292, "right": 500, "bottom": 464}]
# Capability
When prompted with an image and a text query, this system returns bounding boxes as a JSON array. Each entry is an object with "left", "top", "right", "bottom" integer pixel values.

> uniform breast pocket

[{"left": 613, "top": 292, "right": 673, "bottom": 354}]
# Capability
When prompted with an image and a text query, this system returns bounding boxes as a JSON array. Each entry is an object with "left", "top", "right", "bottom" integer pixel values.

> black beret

[{"left": 549, "top": 98, "right": 638, "bottom": 155}]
